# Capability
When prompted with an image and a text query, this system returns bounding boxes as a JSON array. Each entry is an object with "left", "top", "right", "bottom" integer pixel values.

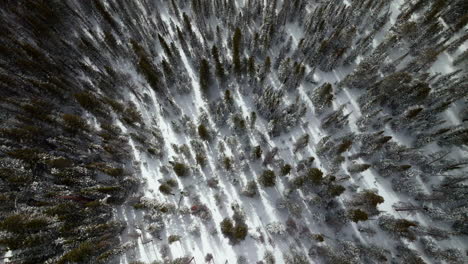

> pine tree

[
  {"left": 211, "top": 45, "right": 225, "bottom": 80},
  {"left": 248, "top": 56, "right": 256, "bottom": 78},
  {"left": 199, "top": 59, "right": 211, "bottom": 94},
  {"left": 158, "top": 34, "right": 173, "bottom": 58},
  {"left": 198, "top": 124, "right": 210, "bottom": 141},
  {"left": 232, "top": 27, "right": 242, "bottom": 75}
]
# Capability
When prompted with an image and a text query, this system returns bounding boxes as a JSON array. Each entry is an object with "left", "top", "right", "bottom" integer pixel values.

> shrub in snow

[
  {"left": 220, "top": 217, "right": 248, "bottom": 244},
  {"left": 281, "top": 164, "right": 292, "bottom": 176},
  {"left": 259, "top": 169, "right": 276, "bottom": 187},
  {"left": 205, "top": 253, "right": 213, "bottom": 262},
  {"left": 168, "top": 234, "right": 181, "bottom": 244},
  {"left": 232, "top": 224, "right": 249, "bottom": 241},
  {"left": 312, "top": 234, "right": 324, "bottom": 242},
  {"left": 198, "top": 124, "right": 211, "bottom": 141},
  {"left": 221, "top": 156, "right": 233, "bottom": 171},
  {"left": 170, "top": 161, "right": 190, "bottom": 177},
  {"left": 159, "top": 183, "right": 173, "bottom": 195}
]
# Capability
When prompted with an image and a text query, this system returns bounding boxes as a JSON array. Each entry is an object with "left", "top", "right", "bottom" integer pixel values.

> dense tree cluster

[{"left": 0, "top": 0, "right": 467, "bottom": 263}]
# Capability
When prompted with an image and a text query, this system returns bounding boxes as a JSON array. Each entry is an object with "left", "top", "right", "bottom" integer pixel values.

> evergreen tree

[
  {"left": 158, "top": 34, "right": 173, "bottom": 58},
  {"left": 232, "top": 27, "right": 242, "bottom": 75},
  {"left": 199, "top": 59, "right": 211, "bottom": 94},
  {"left": 248, "top": 56, "right": 256, "bottom": 78},
  {"left": 211, "top": 45, "right": 225, "bottom": 80}
]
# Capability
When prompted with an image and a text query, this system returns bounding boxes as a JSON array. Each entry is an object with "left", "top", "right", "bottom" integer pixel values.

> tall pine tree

[
  {"left": 199, "top": 59, "right": 211, "bottom": 95},
  {"left": 232, "top": 27, "right": 242, "bottom": 75}
]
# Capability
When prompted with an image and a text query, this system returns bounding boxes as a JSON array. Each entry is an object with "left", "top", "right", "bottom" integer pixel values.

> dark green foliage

[
  {"left": 395, "top": 219, "right": 418, "bottom": 233},
  {"left": 57, "top": 241, "right": 94, "bottom": 264},
  {"left": 259, "top": 169, "right": 276, "bottom": 187},
  {"left": 362, "top": 191, "right": 385, "bottom": 207},
  {"left": 182, "top": 12, "right": 193, "bottom": 34},
  {"left": 336, "top": 139, "right": 353, "bottom": 154},
  {"left": 198, "top": 124, "right": 210, "bottom": 141},
  {"left": 162, "top": 59, "right": 174, "bottom": 81},
  {"left": 0, "top": 214, "right": 48, "bottom": 234},
  {"left": 133, "top": 203, "right": 147, "bottom": 210},
  {"left": 46, "top": 158, "right": 73, "bottom": 169},
  {"left": 306, "top": 168, "right": 323, "bottom": 185},
  {"left": 405, "top": 107, "right": 423, "bottom": 119},
  {"left": 172, "top": 162, "right": 189, "bottom": 177},
  {"left": 223, "top": 157, "right": 232, "bottom": 171},
  {"left": 233, "top": 224, "right": 248, "bottom": 241},
  {"left": 220, "top": 217, "right": 248, "bottom": 243},
  {"left": 224, "top": 89, "right": 233, "bottom": 105},
  {"left": 220, "top": 218, "right": 234, "bottom": 236},
  {"left": 199, "top": 59, "right": 211, "bottom": 94},
  {"left": 159, "top": 183, "right": 173, "bottom": 195},
  {"left": 103, "top": 97, "right": 125, "bottom": 112},
  {"left": 281, "top": 164, "right": 292, "bottom": 176},
  {"left": 0, "top": 126, "right": 43, "bottom": 142},
  {"left": 158, "top": 34, "right": 173, "bottom": 57},
  {"left": 74, "top": 92, "right": 101, "bottom": 111},
  {"left": 311, "top": 82, "right": 334, "bottom": 113},
  {"left": 212, "top": 45, "right": 224, "bottom": 79},
  {"left": 168, "top": 235, "right": 181, "bottom": 244},
  {"left": 250, "top": 112, "right": 257, "bottom": 127},
  {"left": 248, "top": 56, "right": 256, "bottom": 77},
  {"left": 348, "top": 163, "right": 371, "bottom": 174},
  {"left": 328, "top": 185, "right": 345, "bottom": 197},
  {"left": 262, "top": 56, "right": 271, "bottom": 77},
  {"left": 62, "top": 114, "right": 89, "bottom": 133},
  {"left": 291, "top": 175, "right": 306, "bottom": 188},
  {"left": 122, "top": 106, "right": 143, "bottom": 125},
  {"left": 348, "top": 209, "right": 369, "bottom": 222},
  {"left": 98, "top": 166, "right": 124, "bottom": 177},
  {"left": 232, "top": 27, "right": 242, "bottom": 74},
  {"left": 312, "top": 234, "right": 324, "bottom": 242},
  {"left": 137, "top": 55, "right": 161, "bottom": 92},
  {"left": 7, "top": 148, "right": 41, "bottom": 162},
  {"left": 379, "top": 216, "right": 419, "bottom": 241},
  {"left": 232, "top": 114, "right": 246, "bottom": 131}
]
